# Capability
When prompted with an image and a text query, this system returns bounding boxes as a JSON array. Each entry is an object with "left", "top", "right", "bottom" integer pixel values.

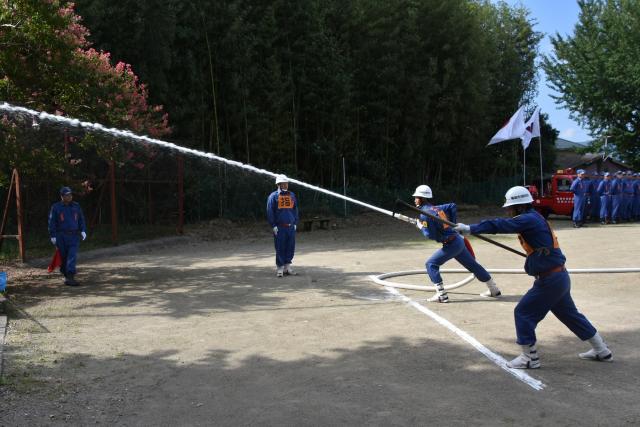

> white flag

[
  {"left": 521, "top": 106, "right": 541, "bottom": 150},
  {"left": 487, "top": 106, "right": 526, "bottom": 146}
]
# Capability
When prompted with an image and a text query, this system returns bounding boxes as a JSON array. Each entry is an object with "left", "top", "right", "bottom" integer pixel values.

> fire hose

[
  {"left": 379, "top": 200, "right": 640, "bottom": 292},
  {"left": 393, "top": 199, "right": 527, "bottom": 257}
]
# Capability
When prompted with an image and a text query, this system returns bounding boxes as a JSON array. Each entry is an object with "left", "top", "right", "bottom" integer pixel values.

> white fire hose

[{"left": 370, "top": 268, "right": 640, "bottom": 292}]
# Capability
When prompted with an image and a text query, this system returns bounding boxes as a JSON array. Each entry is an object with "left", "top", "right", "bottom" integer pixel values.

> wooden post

[
  {"left": 147, "top": 167, "right": 154, "bottom": 225},
  {"left": 0, "top": 169, "right": 26, "bottom": 261},
  {"left": 14, "top": 169, "right": 25, "bottom": 261},
  {"left": 177, "top": 155, "right": 184, "bottom": 234},
  {"left": 109, "top": 160, "right": 118, "bottom": 244}
]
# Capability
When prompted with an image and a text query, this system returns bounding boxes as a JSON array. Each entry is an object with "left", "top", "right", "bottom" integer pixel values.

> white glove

[
  {"left": 454, "top": 223, "right": 471, "bottom": 235},
  {"left": 273, "top": 226, "right": 278, "bottom": 236},
  {"left": 396, "top": 214, "right": 415, "bottom": 224},
  {"left": 293, "top": 224, "right": 297, "bottom": 231},
  {"left": 50, "top": 237, "right": 57, "bottom": 245},
  {"left": 81, "top": 231, "right": 87, "bottom": 240},
  {"left": 416, "top": 221, "right": 424, "bottom": 231}
]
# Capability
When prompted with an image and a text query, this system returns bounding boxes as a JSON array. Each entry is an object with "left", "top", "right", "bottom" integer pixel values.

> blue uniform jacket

[
  {"left": 470, "top": 209, "right": 566, "bottom": 276},
  {"left": 570, "top": 177, "right": 587, "bottom": 196},
  {"left": 597, "top": 180, "right": 611, "bottom": 195},
  {"left": 48, "top": 201, "right": 86, "bottom": 237},
  {"left": 611, "top": 179, "right": 623, "bottom": 196},
  {"left": 417, "top": 203, "right": 457, "bottom": 243},
  {"left": 267, "top": 190, "right": 299, "bottom": 227}
]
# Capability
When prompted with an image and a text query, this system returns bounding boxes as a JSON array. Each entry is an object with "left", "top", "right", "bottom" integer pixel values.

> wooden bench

[{"left": 302, "top": 217, "right": 331, "bottom": 232}]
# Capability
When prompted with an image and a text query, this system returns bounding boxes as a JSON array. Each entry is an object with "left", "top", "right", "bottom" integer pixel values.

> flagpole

[
  {"left": 523, "top": 144, "right": 526, "bottom": 186},
  {"left": 539, "top": 136, "right": 544, "bottom": 197}
]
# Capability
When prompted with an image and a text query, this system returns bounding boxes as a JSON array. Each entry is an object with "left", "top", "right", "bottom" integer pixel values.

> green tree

[
  {"left": 543, "top": 0, "right": 640, "bottom": 167},
  {"left": 0, "top": 0, "right": 170, "bottom": 187}
]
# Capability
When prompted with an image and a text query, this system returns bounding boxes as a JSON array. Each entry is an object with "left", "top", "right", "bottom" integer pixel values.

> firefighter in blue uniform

[
  {"left": 588, "top": 172, "right": 600, "bottom": 222},
  {"left": 622, "top": 171, "right": 635, "bottom": 221},
  {"left": 267, "top": 175, "right": 299, "bottom": 277},
  {"left": 610, "top": 171, "right": 624, "bottom": 224},
  {"left": 569, "top": 169, "right": 588, "bottom": 227},
  {"left": 48, "top": 186, "right": 87, "bottom": 286},
  {"left": 412, "top": 185, "right": 500, "bottom": 303},
  {"left": 597, "top": 172, "right": 612, "bottom": 224},
  {"left": 633, "top": 172, "right": 640, "bottom": 221},
  {"left": 454, "top": 186, "right": 612, "bottom": 368}
]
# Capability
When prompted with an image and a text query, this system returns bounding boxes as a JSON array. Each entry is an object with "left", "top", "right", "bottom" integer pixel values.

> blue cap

[
  {"left": 577, "top": 169, "right": 585, "bottom": 174},
  {"left": 60, "top": 186, "right": 72, "bottom": 195},
  {"left": 604, "top": 172, "right": 610, "bottom": 177}
]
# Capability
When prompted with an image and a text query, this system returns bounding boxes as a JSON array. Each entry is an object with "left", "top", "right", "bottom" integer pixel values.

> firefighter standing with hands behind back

[
  {"left": 267, "top": 175, "right": 299, "bottom": 277},
  {"left": 570, "top": 169, "right": 588, "bottom": 228}
]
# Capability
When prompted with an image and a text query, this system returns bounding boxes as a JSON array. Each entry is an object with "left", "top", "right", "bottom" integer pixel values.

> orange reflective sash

[
  {"left": 517, "top": 215, "right": 560, "bottom": 256},
  {"left": 432, "top": 207, "right": 450, "bottom": 229}
]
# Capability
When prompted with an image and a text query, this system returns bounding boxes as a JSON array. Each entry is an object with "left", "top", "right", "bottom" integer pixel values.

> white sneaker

[
  {"left": 507, "top": 353, "right": 540, "bottom": 369},
  {"left": 426, "top": 293, "right": 449, "bottom": 303},
  {"left": 276, "top": 267, "right": 284, "bottom": 278},
  {"left": 284, "top": 264, "right": 297, "bottom": 275},
  {"left": 480, "top": 287, "right": 502, "bottom": 298},
  {"left": 578, "top": 348, "right": 613, "bottom": 362}
]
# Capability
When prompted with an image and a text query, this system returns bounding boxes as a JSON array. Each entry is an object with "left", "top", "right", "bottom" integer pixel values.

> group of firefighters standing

[{"left": 571, "top": 169, "right": 640, "bottom": 227}]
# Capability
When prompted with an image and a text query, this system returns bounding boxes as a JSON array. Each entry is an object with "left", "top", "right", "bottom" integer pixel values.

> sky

[{"left": 497, "top": 0, "right": 591, "bottom": 143}]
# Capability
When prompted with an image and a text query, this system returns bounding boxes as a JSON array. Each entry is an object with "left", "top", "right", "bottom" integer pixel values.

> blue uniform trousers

[
  {"left": 426, "top": 235, "right": 491, "bottom": 284},
  {"left": 57, "top": 233, "right": 80, "bottom": 276},
  {"left": 599, "top": 195, "right": 611, "bottom": 220},
  {"left": 572, "top": 195, "right": 586, "bottom": 223},
  {"left": 624, "top": 196, "right": 634, "bottom": 219},
  {"left": 274, "top": 226, "right": 296, "bottom": 267},
  {"left": 611, "top": 195, "right": 622, "bottom": 221},
  {"left": 590, "top": 195, "right": 600, "bottom": 220},
  {"left": 514, "top": 271, "right": 596, "bottom": 345}
]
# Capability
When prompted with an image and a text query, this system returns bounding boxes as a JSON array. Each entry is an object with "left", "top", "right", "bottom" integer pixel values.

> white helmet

[
  {"left": 412, "top": 185, "right": 433, "bottom": 199},
  {"left": 503, "top": 186, "right": 533, "bottom": 207},
  {"left": 275, "top": 174, "right": 289, "bottom": 185}
]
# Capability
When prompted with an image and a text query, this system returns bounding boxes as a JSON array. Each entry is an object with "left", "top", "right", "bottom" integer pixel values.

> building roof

[
  {"left": 555, "top": 137, "right": 589, "bottom": 150},
  {"left": 552, "top": 137, "right": 630, "bottom": 172}
]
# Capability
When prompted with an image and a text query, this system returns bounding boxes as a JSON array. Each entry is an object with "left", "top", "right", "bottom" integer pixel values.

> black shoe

[{"left": 64, "top": 275, "right": 80, "bottom": 286}]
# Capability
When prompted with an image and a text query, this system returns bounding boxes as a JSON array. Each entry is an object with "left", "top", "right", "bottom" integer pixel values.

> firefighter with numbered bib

[
  {"left": 454, "top": 186, "right": 612, "bottom": 369},
  {"left": 412, "top": 185, "right": 501, "bottom": 303},
  {"left": 267, "top": 175, "right": 299, "bottom": 277}
]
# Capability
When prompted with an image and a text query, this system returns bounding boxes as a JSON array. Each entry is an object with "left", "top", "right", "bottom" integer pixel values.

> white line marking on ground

[{"left": 383, "top": 286, "right": 545, "bottom": 391}]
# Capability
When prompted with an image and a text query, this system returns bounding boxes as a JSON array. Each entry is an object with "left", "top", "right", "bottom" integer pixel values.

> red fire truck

[{"left": 525, "top": 168, "right": 577, "bottom": 218}]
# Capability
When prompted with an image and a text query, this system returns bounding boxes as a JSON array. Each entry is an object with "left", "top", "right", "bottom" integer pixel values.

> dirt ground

[{"left": 1, "top": 211, "right": 639, "bottom": 426}]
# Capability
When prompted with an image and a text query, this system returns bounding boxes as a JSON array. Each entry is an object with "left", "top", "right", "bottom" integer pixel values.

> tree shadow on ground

[
  {"left": 6, "top": 261, "right": 394, "bottom": 320},
  {"left": 1, "top": 329, "right": 638, "bottom": 426}
]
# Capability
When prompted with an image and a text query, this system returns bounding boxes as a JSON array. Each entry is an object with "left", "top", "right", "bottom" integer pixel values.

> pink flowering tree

[{"left": 0, "top": 0, "right": 170, "bottom": 187}]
